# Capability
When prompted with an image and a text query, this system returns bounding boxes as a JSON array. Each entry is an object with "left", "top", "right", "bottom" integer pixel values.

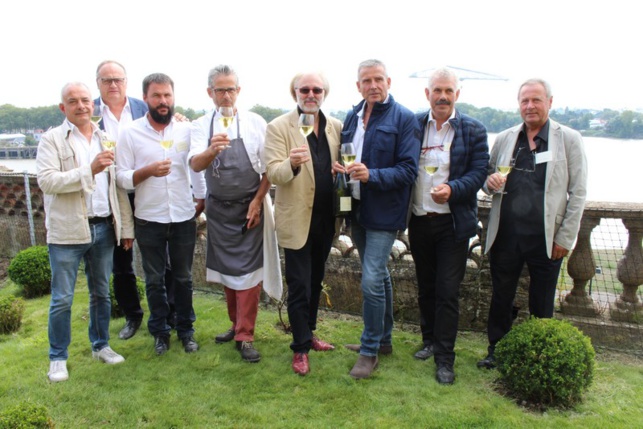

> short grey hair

[
  {"left": 207, "top": 65, "right": 239, "bottom": 87},
  {"left": 428, "top": 67, "right": 460, "bottom": 90},
  {"left": 357, "top": 59, "right": 387, "bottom": 79},
  {"left": 518, "top": 78, "right": 552, "bottom": 99},
  {"left": 95, "top": 60, "right": 127, "bottom": 78},
  {"left": 60, "top": 82, "right": 91, "bottom": 102}
]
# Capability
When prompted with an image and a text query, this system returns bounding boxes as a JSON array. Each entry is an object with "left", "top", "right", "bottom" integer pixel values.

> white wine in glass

[
  {"left": 341, "top": 143, "right": 358, "bottom": 184},
  {"left": 497, "top": 165, "right": 512, "bottom": 177},
  {"left": 102, "top": 140, "right": 116, "bottom": 151},
  {"left": 424, "top": 165, "right": 438, "bottom": 175},
  {"left": 298, "top": 114, "right": 314, "bottom": 139},
  {"left": 219, "top": 107, "right": 234, "bottom": 129},
  {"left": 160, "top": 139, "right": 173, "bottom": 159}
]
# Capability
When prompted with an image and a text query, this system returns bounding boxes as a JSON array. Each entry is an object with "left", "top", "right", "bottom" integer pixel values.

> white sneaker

[
  {"left": 92, "top": 346, "right": 125, "bottom": 364},
  {"left": 48, "top": 360, "right": 69, "bottom": 382}
]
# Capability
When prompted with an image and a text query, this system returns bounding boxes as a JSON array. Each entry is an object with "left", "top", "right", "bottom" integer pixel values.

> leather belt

[
  {"left": 88, "top": 216, "right": 111, "bottom": 225},
  {"left": 424, "top": 212, "right": 449, "bottom": 218}
]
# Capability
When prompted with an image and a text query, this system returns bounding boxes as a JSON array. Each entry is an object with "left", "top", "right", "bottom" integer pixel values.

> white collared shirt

[
  {"left": 99, "top": 98, "right": 133, "bottom": 139},
  {"left": 115, "top": 115, "right": 203, "bottom": 223},
  {"left": 65, "top": 119, "right": 111, "bottom": 217},
  {"left": 412, "top": 109, "right": 455, "bottom": 215},
  {"left": 349, "top": 95, "right": 391, "bottom": 200}
]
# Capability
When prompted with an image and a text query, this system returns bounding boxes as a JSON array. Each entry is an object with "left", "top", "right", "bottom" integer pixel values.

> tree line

[{"left": 1, "top": 102, "right": 642, "bottom": 145}]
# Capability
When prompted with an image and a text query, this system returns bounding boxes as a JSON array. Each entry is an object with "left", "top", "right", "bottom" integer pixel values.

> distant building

[
  {"left": 0, "top": 134, "right": 26, "bottom": 146},
  {"left": 589, "top": 119, "right": 607, "bottom": 129}
]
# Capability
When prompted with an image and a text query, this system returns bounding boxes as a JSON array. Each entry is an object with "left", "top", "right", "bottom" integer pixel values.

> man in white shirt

[
  {"left": 37, "top": 82, "right": 134, "bottom": 382},
  {"left": 116, "top": 73, "right": 205, "bottom": 356},
  {"left": 94, "top": 60, "right": 149, "bottom": 340},
  {"left": 189, "top": 64, "right": 281, "bottom": 363}
]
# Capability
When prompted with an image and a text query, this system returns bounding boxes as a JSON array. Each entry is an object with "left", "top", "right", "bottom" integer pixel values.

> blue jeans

[
  {"left": 48, "top": 222, "right": 115, "bottom": 361},
  {"left": 135, "top": 217, "right": 196, "bottom": 339},
  {"left": 350, "top": 214, "right": 397, "bottom": 357}
]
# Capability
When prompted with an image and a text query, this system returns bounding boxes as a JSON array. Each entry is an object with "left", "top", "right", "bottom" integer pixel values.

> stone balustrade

[{"left": 1, "top": 174, "right": 641, "bottom": 351}]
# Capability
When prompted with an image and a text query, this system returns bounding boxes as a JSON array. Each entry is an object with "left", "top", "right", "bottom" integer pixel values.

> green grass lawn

[{"left": 1, "top": 280, "right": 642, "bottom": 428}]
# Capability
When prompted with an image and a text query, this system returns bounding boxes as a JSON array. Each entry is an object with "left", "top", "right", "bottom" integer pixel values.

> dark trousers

[
  {"left": 112, "top": 193, "right": 144, "bottom": 322},
  {"left": 487, "top": 234, "right": 563, "bottom": 352},
  {"left": 284, "top": 213, "right": 334, "bottom": 353},
  {"left": 408, "top": 214, "right": 468, "bottom": 366},
  {"left": 113, "top": 193, "right": 175, "bottom": 323},
  {"left": 135, "top": 217, "right": 196, "bottom": 339}
]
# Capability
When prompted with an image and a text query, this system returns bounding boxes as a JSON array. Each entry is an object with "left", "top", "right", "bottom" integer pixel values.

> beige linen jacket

[
  {"left": 484, "top": 119, "right": 588, "bottom": 258},
  {"left": 36, "top": 121, "right": 134, "bottom": 245},
  {"left": 264, "top": 110, "right": 342, "bottom": 250}
]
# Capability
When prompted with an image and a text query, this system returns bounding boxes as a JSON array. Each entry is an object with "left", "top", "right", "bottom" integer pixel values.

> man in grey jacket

[
  {"left": 477, "top": 78, "right": 587, "bottom": 369},
  {"left": 37, "top": 82, "right": 134, "bottom": 382}
]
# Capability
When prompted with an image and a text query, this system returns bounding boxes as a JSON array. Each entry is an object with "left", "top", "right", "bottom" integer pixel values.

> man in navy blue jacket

[
  {"left": 336, "top": 59, "right": 421, "bottom": 379},
  {"left": 94, "top": 60, "right": 149, "bottom": 340},
  {"left": 408, "top": 67, "right": 489, "bottom": 384}
]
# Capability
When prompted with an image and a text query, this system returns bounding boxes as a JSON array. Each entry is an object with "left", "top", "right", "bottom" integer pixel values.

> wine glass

[
  {"left": 91, "top": 104, "right": 102, "bottom": 127},
  {"left": 341, "top": 143, "right": 358, "bottom": 183},
  {"left": 101, "top": 137, "right": 116, "bottom": 152},
  {"left": 219, "top": 106, "right": 234, "bottom": 130},
  {"left": 160, "top": 139, "right": 174, "bottom": 159},
  {"left": 423, "top": 152, "right": 440, "bottom": 193},
  {"left": 496, "top": 152, "right": 515, "bottom": 194},
  {"left": 298, "top": 114, "right": 314, "bottom": 144}
]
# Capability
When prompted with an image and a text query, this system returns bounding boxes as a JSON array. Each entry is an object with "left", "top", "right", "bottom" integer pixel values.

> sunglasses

[{"left": 297, "top": 87, "right": 324, "bottom": 95}]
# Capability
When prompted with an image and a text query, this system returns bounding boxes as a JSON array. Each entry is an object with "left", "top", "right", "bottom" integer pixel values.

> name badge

[
  {"left": 535, "top": 151, "right": 552, "bottom": 164},
  {"left": 175, "top": 141, "right": 189, "bottom": 152}
]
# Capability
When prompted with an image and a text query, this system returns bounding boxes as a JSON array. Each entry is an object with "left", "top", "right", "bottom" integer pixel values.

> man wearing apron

[{"left": 190, "top": 65, "right": 281, "bottom": 363}]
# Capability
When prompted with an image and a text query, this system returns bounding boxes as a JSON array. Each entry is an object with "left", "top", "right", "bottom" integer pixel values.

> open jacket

[
  {"left": 413, "top": 109, "right": 489, "bottom": 241},
  {"left": 484, "top": 119, "right": 588, "bottom": 257},
  {"left": 36, "top": 120, "right": 134, "bottom": 245}
]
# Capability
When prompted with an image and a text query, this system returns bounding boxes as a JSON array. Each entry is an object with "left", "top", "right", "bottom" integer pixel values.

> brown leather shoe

[
  {"left": 292, "top": 352, "right": 309, "bottom": 376},
  {"left": 312, "top": 336, "right": 335, "bottom": 352},
  {"left": 345, "top": 344, "right": 360, "bottom": 352},
  {"left": 349, "top": 355, "right": 378, "bottom": 379},
  {"left": 345, "top": 344, "right": 392, "bottom": 355}
]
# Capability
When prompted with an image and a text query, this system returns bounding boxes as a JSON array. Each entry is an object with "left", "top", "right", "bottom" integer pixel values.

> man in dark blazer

[
  {"left": 408, "top": 67, "right": 489, "bottom": 384},
  {"left": 94, "top": 60, "right": 148, "bottom": 340},
  {"left": 478, "top": 78, "right": 587, "bottom": 369}
]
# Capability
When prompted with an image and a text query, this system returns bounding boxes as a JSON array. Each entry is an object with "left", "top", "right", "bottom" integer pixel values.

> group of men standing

[{"left": 37, "top": 59, "right": 586, "bottom": 385}]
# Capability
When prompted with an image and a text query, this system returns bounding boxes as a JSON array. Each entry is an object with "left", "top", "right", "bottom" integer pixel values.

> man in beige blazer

[
  {"left": 478, "top": 78, "right": 587, "bottom": 369},
  {"left": 264, "top": 72, "right": 342, "bottom": 376}
]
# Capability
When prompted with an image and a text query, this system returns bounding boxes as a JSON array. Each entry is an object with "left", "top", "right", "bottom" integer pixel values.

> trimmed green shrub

[
  {"left": 109, "top": 275, "right": 146, "bottom": 318},
  {"left": 7, "top": 246, "right": 51, "bottom": 299},
  {"left": 496, "top": 317, "right": 595, "bottom": 408},
  {"left": 0, "top": 402, "right": 54, "bottom": 428},
  {"left": 0, "top": 295, "right": 25, "bottom": 335}
]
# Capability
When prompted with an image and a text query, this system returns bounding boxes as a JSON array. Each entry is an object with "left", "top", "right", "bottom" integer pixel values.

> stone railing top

[{"left": 478, "top": 196, "right": 643, "bottom": 220}]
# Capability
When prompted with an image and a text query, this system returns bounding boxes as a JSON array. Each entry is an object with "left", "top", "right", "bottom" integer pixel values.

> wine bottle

[{"left": 334, "top": 165, "right": 352, "bottom": 217}]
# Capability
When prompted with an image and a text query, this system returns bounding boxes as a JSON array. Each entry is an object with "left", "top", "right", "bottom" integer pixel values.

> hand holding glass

[
  {"left": 341, "top": 143, "right": 358, "bottom": 184},
  {"left": 495, "top": 154, "right": 515, "bottom": 194}
]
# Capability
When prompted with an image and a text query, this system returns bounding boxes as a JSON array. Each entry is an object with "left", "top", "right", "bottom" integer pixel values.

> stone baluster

[
  {"left": 610, "top": 218, "right": 643, "bottom": 323},
  {"left": 562, "top": 215, "right": 601, "bottom": 316}
]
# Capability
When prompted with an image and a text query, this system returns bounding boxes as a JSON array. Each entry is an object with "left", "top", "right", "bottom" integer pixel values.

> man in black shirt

[{"left": 478, "top": 78, "right": 587, "bottom": 369}]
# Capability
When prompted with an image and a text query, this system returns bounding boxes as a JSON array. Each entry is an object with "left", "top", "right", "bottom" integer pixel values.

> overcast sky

[{"left": 1, "top": 0, "right": 640, "bottom": 114}]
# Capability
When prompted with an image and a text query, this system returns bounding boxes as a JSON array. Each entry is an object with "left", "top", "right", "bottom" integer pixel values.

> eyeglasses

[
  {"left": 512, "top": 146, "right": 536, "bottom": 173},
  {"left": 421, "top": 144, "right": 444, "bottom": 155},
  {"left": 297, "top": 87, "right": 324, "bottom": 95},
  {"left": 99, "top": 78, "right": 126, "bottom": 86},
  {"left": 212, "top": 87, "right": 238, "bottom": 95}
]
